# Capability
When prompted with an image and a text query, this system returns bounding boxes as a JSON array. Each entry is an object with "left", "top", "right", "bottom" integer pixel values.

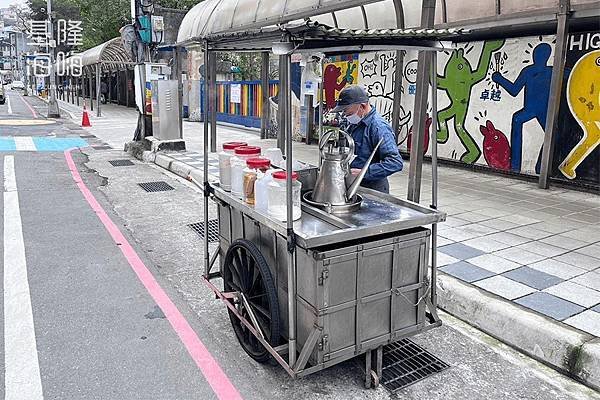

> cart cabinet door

[
  {"left": 357, "top": 244, "right": 395, "bottom": 350},
  {"left": 391, "top": 235, "right": 429, "bottom": 338}
]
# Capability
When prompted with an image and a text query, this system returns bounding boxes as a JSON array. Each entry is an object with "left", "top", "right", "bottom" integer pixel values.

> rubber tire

[{"left": 223, "top": 239, "right": 280, "bottom": 363}]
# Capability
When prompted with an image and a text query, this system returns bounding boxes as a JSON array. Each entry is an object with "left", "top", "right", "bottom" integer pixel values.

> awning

[{"left": 58, "top": 37, "right": 135, "bottom": 75}]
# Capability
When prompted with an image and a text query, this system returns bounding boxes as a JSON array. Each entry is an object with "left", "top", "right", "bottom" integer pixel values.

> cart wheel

[{"left": 223, "top": 239, "right": 280, "bottom": 363}]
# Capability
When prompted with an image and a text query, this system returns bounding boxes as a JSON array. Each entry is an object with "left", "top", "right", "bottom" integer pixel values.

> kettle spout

[{"left": 345, "top": 138, "right": 383, "bottom": 200}]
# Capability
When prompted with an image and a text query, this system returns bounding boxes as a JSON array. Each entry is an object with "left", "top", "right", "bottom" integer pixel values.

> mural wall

[
  {"left": 553, "top": 31, "right": 600, "bottom": 186},
  {"left": 320, "top": 32, "right": 599, "bottom": 188}
]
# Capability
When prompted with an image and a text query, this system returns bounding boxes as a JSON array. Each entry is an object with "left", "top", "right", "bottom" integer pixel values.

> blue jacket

[{"left": 347, "top": 107, "right": 403, "bottom": 184}]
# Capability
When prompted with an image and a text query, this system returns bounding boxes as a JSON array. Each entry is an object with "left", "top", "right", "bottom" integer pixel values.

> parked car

[
  {"left": 10, "top": 80, "right": 25, "bottom": 90},
  {"left": 0, "top": 83, "right": 5, "bottom": 104}
]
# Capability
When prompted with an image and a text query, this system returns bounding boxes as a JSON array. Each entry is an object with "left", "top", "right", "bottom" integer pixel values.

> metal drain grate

[
  {"left": 92, "top": 145, "right": 112, "bottom": 150},
  {"left": 188, "top": 220, "right": 220, "bottom": 242},
  {"left": 108, "top": 159, "right": 135, "bottom": 167},
  {"left": 380, "top": 339, "right": 449, "bottom": 393},
  {"left": 138, "top": 181, "right": 175, "bottom": 192}
]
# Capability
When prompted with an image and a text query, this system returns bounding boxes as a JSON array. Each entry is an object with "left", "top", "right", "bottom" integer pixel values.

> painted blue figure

[{"left": 492, "top": 43, "right": 552, "bottom": 173}]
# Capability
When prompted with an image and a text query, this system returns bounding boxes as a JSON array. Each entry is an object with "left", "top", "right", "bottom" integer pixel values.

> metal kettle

[
  {"left": 312, "top": 129, "right": 356, "bottom": 205},
  {"left": 312, "top": 129, "right": 384, "bottom": 206}
]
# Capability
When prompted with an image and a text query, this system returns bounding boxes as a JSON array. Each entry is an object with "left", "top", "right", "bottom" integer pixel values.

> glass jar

[
  {"left": 231, "top": 146, "right": 261, "bottom": 198},
  {"left": 268, "top": 171, "right": 302, "bottom": 221},
  {"left": 242, "top": 157, "right": 271, "bottom": 205},
  {"left": 218, "top": 141, "right": 247, "bottom": 191}
]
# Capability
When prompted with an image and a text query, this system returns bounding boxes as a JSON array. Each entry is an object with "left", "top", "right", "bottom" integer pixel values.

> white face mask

[{"left": 345, "top": 112, "right": 362, "bottom": 125}]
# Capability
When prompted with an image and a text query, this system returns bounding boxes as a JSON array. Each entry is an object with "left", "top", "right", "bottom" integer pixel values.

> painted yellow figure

[{"left": 559, "top": 50, "right": 600, "bottom": 179}]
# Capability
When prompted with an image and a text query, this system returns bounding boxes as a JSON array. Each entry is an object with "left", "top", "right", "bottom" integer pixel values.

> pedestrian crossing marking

[{"left": 0, "top": 137, "right": 87, "bottom": 151}]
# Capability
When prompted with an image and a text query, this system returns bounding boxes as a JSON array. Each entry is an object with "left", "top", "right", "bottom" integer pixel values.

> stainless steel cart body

[{"left": 184, "top": 20, "right": 464, "bottom": 385}]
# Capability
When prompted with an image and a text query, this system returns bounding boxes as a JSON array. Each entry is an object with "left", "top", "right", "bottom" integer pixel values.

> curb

[
  {"left": 132, "top": 149, "right": 600, "bottom": 392},
  {"left": 438, "top": 274, "right": 600, "bottom": 390}
]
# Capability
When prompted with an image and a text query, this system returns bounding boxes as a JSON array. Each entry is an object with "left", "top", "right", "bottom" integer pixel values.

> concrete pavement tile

[
  {"left": 437, "top": 252, "right": 459, "bottom": 267},
  {"left": 437, "top": 227, "right": 479, "bottom": 242},
  {"left": 515, "top": 292, "right": 584, "bottom": 321},
  {"left": 474, "top": 275, "right": 537, "bottom": 300},
  {"left": 439, "top": 243, "right": 485, "bottom": 260},
  {"left": 540, "top": 235, "right": 589, "bottom": 251},
  {"left": 560, "top": 228, "right": 600, "bottom": 244},
  {"left": 529, "top": 221, "right": 575, "bottom": 234},
  {"left": 473, "top": 207, "right": 513, "bottom": 218},
  {"left": 562, "top": 213, "right": 599, "bottom": 225},
  {"left": 507, "top": 226, "right": 555, "bottom": 240},
  {"left": 459, "top": 223, "right": 499, "bottom": 236},
  {"left": 487, "top": 231, "right": 532, "bottom": 246},
  {"left": 539, "top": 207, "right": 576, "bottom": 217},
  {"left": 503, "top": 266, "right": 563, "bottom": 290},
  {"left": 462, "top": 237, "right": 512, "bottom": 253},
  {"left": 479, "top": 218, "right": 521, "bottom": 231},
  {"left": 467, "top": 253, "right": 522, "bottom": 274},
  {"left": 554, "top": 252, "right": 600, "bottom": 271},
  {"left": 544, "top": 281, "right": 600, "bottom": 307},
  {"left": 555, "top": 202, "right": 597, "bottom": 213},
  {"left": 571, "top": 271, "right": 600, "bottom": 291},
  {"left": 576, "top": 244, "right": 600, "bottom": 260},
  {"left": 454, "top": 212, "right": 491, "bottom": 223},
  {"left": 437, "top": 236, "right": 454, "bottom": 247},
  {"left": 499, "top": 214, "right": 541, "bottom": 226},
  {"left": 564, "top": 310, "right": 600, "bottom": 337},
  {"left": 528, "top": 259, "right": 587, "bottom": 280},
  {"left": 494, "top": 247, "right": 547, "bottom": 264},
  {"left": 443, "top": 216, "right": 471, "bottom": 227},
  {"left": 515, "top": 242, "right": 569, "bottom": 258},
  {"left": 440, "top": 261, "right": 496, "bottom": 283}
]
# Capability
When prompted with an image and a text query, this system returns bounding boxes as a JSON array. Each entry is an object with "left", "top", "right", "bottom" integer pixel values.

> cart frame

[{"left": 187, "top": 22, "right": 463, "bottom": 384}]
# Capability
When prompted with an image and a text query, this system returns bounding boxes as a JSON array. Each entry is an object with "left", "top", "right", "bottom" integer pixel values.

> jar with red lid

[
  {"left": 268, "top": 171, "right": 302, "bottom": 221},
  {"left": 218, "top": 141, "right": 248, "bottom": 191},
  {"left": 242, "top": 157, "right": 271, "bottom": 205},
  {"left": 231, "top": 146, "right": 261, "bottom": 198}
]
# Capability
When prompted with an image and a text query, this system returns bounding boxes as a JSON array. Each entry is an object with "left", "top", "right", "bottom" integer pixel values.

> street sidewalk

[{"left": 59, "top": 99, "right": 600, "bottom": 390}]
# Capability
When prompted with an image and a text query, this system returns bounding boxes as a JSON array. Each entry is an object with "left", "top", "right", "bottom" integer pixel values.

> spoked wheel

[{"left": 222, "top": 239, "right": 280, "bottom": 363}]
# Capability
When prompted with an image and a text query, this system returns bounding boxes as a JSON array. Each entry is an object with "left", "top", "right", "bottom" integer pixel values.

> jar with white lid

[
  {"left": 268, "top": 171, "right": 302, "bottom": 221},
  {"left": 231, "top": 146, "right": 261, "bottom": 198},
  {"left": 218, "top": 141, "right": 248, "bottom": 191},
  {"left": 242, "top": 157, "right": 271, "bottom": 205}
]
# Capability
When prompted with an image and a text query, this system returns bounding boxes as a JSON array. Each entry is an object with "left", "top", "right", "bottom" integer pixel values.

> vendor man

[{"left": 332, "top": 85, "right": 403, "bottom": 193}]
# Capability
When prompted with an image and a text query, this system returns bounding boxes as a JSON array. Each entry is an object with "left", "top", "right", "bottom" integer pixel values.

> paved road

[{"left": 1, "top": 91, "right": 598, "bottom": 399}]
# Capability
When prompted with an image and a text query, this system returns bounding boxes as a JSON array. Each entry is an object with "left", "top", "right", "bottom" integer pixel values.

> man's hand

[{"left": 351, "top": 168, "right": 361, "bottom": 175}]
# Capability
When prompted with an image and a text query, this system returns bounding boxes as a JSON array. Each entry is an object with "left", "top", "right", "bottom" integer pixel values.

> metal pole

[
  {"left": 538, "top": 0, "right": 570, "bottom": 189},
  {"left": 260, "top": 52, "right": 270, "bottom": 139},
  {"left": 318, "top": 57, "right": 324, "bottom": 167},
  {"left": 407, "top": 0, "right": 435, "bottom": 203},
  {"left": 391, "top": 50, "right": 405, "bottom": 137},
  {"left": 209, "top": 52, "right": 217, "bottom": 152},
  {"left": 430, "top": 51, "right": 439, "bottom": 308},
  {"left": 202, "top": 43, "right": 210, "bottom": 278},
  {"left": 46, "top": 0, "right": 60, "bottom": 117},
  {"left": 88, "top": 72, "right": 93, "bottom": 111},
  {"left": 277, "top": 56, "right": 286, "bottom": 152},
  {"left": 175, "top": 47, "right": 183, "bottom": 139},
  {"left": 96, "top": 63, "right": 101, "bottom": 117},
  {"left": 280, "top": 50, "right": 297, "bottom": 369}
]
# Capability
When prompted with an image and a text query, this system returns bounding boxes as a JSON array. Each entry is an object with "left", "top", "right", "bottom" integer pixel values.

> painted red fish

[
  {"left": 480, "top": 120, "right": 511, "bottom": 170},
  {"left": 407, "top": 115, "right": 432, "bottom": 155}
]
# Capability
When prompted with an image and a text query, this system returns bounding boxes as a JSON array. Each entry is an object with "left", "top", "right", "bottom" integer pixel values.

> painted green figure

[{"left": 437, "top": 40, "right": 504, "bottom": 163}]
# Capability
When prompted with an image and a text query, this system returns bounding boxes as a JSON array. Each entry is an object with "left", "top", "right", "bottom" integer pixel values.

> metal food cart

[{"left": 188, "top": 22, "right": 461, "bottom": 387}]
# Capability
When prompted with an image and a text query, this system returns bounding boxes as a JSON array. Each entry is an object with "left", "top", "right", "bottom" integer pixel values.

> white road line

[
  {"left": 7, "top": 94, "right": 12, "bottom": 114},
  {"left": 3, "top": 155, "right": 44, "bottom": 400},
  {"left": 14, "top": 136, "right": 36, "bottom": 151}
]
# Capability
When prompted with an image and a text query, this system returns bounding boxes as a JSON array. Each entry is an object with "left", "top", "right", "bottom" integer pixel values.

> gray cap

[{"left": 332, "top": 85, "right": 369, "bottom": 112}]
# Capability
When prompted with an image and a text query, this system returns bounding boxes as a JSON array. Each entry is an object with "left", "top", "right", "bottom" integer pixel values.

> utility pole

[{"left": 46, "top": 0, "right": 60, "bottom": 118}]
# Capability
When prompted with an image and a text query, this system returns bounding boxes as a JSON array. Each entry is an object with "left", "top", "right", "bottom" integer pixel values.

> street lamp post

[{"left": 46, "top": 0, "right": 60, "bottom": 118}]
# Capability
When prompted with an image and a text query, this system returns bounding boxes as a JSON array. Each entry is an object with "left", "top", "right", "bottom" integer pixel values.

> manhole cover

[
  {"left": 138, "top": 181, "right": 175, "bottom": 192},
  {"left": 188, "top": 220, "right": 219, "bottom": 242},
  {"left": 380, "top": 339, "right": 449, "bottom": 393},
  {"left": 108, "top": 159, "right": 135, "bottom": 167}
]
